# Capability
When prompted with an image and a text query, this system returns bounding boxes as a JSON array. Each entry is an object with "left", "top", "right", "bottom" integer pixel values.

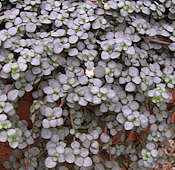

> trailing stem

[{"left": 140, "top": 35, "right": 170, "bottom": 45}]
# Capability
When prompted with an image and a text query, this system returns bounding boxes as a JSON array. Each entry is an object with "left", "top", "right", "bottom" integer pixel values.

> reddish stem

[
  {"left": 114, "top": 137, "right": 122, "bottom": 145},
  {"left": 108, "top": 145, "right": 112, "bottom": 161},
  {"left": 52, "top": 70, "right": 56, "bottom": 79},
  {"left": 63, "top": 117, "right": 67, "bottom": 123},
  {"left": 144, "top": 99, "right": 154, "bottom": 114},
  {"left": 101, "top": 123, "right": 107, "bottom": 133},
  {"left": 169, "top": 89, "right": 175, "bottom": 104},
  {"left": 17, "top": 0, "right": 23, "bottom": 3},
  {"left": 143, "top": 124, "right": 150, "bottom": 132},
  {"left": 97, "top": 137, "right": 103, "bottom": 151},
  {"left": 125, "top": 131, "right": 137, "bottom": 143},
  {"left": 69, "top": 115, "right": 75, "bottom": 141},
  {"left": 123, "top": 162, "right": 129, "bottom": 168},
  {"left": 59, "top": 101, "right": 64, "bottom": 108},
  {"left": 5, "top": 83, "right": 15, "bottom": 95},
  {"left": 112, "top": 131, "right": 120, "bottom": 144},
  {"left": 70, "top": 114, "right": 75, "bottom": 130},
  {"left": 140, "top": 35, "right": 170, "bottom": 45},
  {"left": 171, "top": 112, "right": 175, "bottom": 123},
  {"left": 70, "top": 44, "right": 77, "bottom": 48}
]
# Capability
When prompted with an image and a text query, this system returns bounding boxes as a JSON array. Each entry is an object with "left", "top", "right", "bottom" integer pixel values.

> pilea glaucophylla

[{"left": 1, "top": 0, "right": 175, "bottom": 170}]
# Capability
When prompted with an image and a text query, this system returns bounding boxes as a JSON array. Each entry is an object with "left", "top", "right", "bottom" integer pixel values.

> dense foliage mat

[{"left": 1, "top": 0, "right": 175, "bottom": 169}]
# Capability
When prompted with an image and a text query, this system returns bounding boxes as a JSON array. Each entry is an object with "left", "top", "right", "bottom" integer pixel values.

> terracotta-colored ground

[{"left": 0, "top": 92, "right": 33, "bottom": 169}]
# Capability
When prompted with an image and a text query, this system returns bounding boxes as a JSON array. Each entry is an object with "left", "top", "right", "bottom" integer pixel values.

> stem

[
  {"left": 70, "top": 114, "right": 75, "bottom": 130},
  {"left": 25, "top": 145, "right": 31, "bottom": 170},
  {"left": 69, "top": 114, "right": 75, "bottom": 141},
  {"left": 63, "top": 117, "right": 67, "bottom": 123},
  {"left": 112, "top": 131, "right": 120, "bottom": 144},
  {"left": 5, "top": 83, "right": 15, "bottom": 95},
  {"left": 70, "top": 44, "right": 77, "bottom": 48},
  {"left": 143, "top": 124, "right": 150, "bottom": 132},
  {"left": 123, "top": 162, "right": 129, "bottom": 168},
  {"left": 36, "top": 150, "right": 46, "bottom": 158},
  {"left": 125, "top": 131, "right": 136, "bottom": 143},
  {"left": 144, "top": 100, "right": 150, "bottom": 112},
  {"left": 52, "top": 70, "right": 56, "bottom": 79},
  {"left": 140, "top": 35, "right": 170, "bottom": 45},
  {"left": 171, "top": 112, "right": 175, "bottom": 123},
  {"left": 144, "top": 99, "right": 153, "bottom": 114},
  {"left": 108, "top": 145, "right": 112, "bottom": 161},
  {"left": 59, "top": 96, "right": 65, "bottom": 107},
  {"left": 115, "top": 138, "right": 121, "bottom": 145},
  {"left": 102, "top": 123, "right": 107, "bottom": 133},
  {"left": 169, "top": 89, "right": 175, "bottom": 104},
  {"left": 97, "top": 137, "right": 103, "bottom": 151},
  {"left": 59, "top": 101, "right": 64, "bottom": 107},
  {"left": 17, "top": 0, "right": 23, "bottom": 3}
]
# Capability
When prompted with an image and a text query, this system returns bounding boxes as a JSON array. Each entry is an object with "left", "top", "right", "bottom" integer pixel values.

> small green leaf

[
  {"left": 31, "top": 113, "right": 36, "bottom": 123},
  {"left": 30, "top": 105, "right": 35, "bottom": 113}
]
